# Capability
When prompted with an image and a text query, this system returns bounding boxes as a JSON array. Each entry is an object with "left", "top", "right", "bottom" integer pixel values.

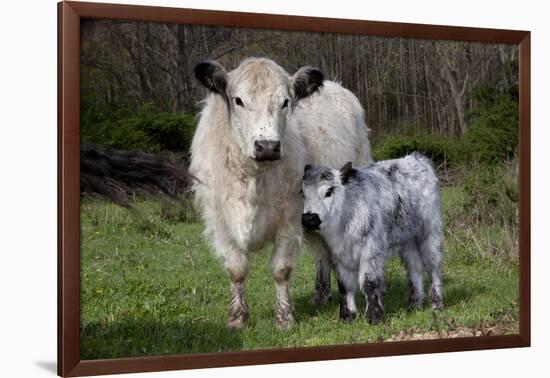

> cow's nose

[
  {"left": 254, "top": 140, "right": 281, "bottom": 161},
  {"left": 302, "top": 212, "right": 321, "bottom": 230}
]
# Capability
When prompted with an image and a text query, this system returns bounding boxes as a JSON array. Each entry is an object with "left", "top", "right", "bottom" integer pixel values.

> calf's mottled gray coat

[{"left": 301, "top": 153, "right": 444, "bottom": 323}]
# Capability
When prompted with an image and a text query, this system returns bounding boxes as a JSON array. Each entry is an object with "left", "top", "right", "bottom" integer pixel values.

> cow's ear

[
  {"left": 291, "top": 66, "right": 324, "bottom": 105},
  {"left": 194, "top": 60, "right": 229, "bottom": 102},
  {"left": 340, "top": 162, "right": 354, "bottom": 185}
]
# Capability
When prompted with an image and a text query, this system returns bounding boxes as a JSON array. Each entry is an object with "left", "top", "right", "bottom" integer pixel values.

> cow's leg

[
  {"left": 398, "top": 240, "right": 425, "bottom": 310},
  {"left": 358, "top": 237, "right": 387, "bottom": 325},
  {"left": 417, "top": 233, "right": 444, "bottom": 311},
  {"left": 336, "top": 267, "right": 358, "bottom": 322},
  {"left": 225, "top": 248, "right": 249, "bottom": 330},
  {"left": 307, "top": 233, "right": 332, "bottom": 306},
  {"left": 270, "top": 233, "right": 300, "bottom": 330}
]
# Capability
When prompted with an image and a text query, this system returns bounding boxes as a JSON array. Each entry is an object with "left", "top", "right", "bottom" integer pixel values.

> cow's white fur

[{"left": 190, "top": 57, "right": 371, "bottom": 329}]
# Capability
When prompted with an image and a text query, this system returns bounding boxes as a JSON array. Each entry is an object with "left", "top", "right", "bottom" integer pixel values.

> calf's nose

[
  {"left": 254, "top": 140, "right": 281, "bottom": 161},
  {"left": 302, "top": 212, "right": 321, "bottom": 230}
]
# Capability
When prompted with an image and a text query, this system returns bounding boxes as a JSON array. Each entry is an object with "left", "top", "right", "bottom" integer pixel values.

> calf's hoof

[
  {"left": 339, "top": 308, "right": 357, "bottom": 323},
  {"left": 407, "top": 296, "right": 424, "bottom": 311},
  {"left": 430, "top": 300, "right": 444, "bottom": 311},
  {"left": 366, "top": 304, "right": 384, "bottom": 325},
  {"left": 309, "top": 291, "right": 331, "bottom": 306},
  {"left": 429, "top": 288, "right": 444, "bottom": 311},
  {"left": 227, "top": 312, "right": 249, "bottom": 330}
]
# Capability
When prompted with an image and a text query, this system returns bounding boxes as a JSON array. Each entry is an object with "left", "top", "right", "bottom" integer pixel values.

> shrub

[
  {"left": 462, "top": 158, "right": 518, "bottom": 227},
  {"left": 462, "top": 60, "right": 519, "bottom": 164},
  {"left": 462, "top": 92, "right": 519, "bottom": 164},
  {"left": 372, "top": 91, "right": 519, "bottom": 167},
  {"left": 81, "top": 98, "right": 197, "bottom": 155},
  {"left": 373, "top": 131, "right": 459, "bottom": 168}
]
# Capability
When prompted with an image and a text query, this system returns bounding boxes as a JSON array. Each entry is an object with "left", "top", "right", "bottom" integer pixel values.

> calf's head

[
  {"left": 301, "top": 162, "right": 354, "bottom": 231},
  {"left": 194, "top": 58, "right": 324, "bottom": 163}
]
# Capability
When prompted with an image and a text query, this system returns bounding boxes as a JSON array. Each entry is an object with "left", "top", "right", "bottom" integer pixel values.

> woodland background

[
  {"left": 79, "top": 19, "right": 520, "bottom": 358},
  {"left": 81, "top": 19, "right": 519, "bottom": 165}
]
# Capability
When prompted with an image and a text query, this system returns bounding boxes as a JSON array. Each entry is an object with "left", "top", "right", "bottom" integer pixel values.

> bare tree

[{"left": 81, "top": 20, "right": 517, "bottom": 136}]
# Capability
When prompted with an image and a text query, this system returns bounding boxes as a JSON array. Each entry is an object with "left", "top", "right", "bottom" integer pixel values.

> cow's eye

[
  {"left": 299, "top": 188, "right": 303, "bottom": 195},
  {"left": 325, "top": 187, "right": 335, "bottom": 198},
  {"left": 282, "top": 99, "right": 289, "bottom": 109},
  {"left": 234, "top": 97, "right": 244, "bottom": 107}
]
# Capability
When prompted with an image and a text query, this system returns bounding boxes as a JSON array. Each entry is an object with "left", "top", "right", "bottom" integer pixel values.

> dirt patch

[{"left": 384, "top": 312, "right": 518, "bottom": 342}]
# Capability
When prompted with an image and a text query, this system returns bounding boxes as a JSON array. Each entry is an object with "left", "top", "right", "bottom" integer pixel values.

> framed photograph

[{"left": 58, "top": 1, "right": 530, "bottom": 376}]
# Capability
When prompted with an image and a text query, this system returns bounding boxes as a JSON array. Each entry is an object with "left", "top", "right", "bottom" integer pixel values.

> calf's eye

[
  {"left": 234, "top": 97, "right": 244, "bottom": 107},
  {"left": 325, "top": 187, "right": 335, "bottom": 198},
  {"left": 282, "top": 99, "right": 289, "bottom": 109}
]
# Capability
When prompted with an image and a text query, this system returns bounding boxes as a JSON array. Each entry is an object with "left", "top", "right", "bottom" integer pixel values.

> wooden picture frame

[{"left": 58, "top": 1, "right": 531, "bottom": 376}]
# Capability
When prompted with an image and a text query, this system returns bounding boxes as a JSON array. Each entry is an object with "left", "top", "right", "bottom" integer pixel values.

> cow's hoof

[
  {"left": 309, "top": 292, "right": 331, "bottom": 306},
  {"left": 227, "top": 313, "right": 249, "bottom": 330},
  {"left": 366, "top": 304, "right": 384, "bottom": 325},
  {"left": 275, "top": 312, "right": 295, "bottom": 330}
]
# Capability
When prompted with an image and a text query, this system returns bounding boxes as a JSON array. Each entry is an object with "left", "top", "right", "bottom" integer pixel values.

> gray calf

[{"left": 301, "top": 153, "right": 444, "bottom": 324}]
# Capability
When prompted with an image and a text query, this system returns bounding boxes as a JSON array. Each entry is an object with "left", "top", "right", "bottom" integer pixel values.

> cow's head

[{"left": 194, "top": 58, "right": 324, "bottom": 163}]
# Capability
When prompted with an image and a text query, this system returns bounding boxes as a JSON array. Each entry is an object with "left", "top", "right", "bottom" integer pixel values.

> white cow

[{"left": 190, "top": 57, "right": 372, "bottom": 329}]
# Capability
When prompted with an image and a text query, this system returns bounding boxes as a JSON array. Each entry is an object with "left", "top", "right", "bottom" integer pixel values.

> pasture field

[
  {"left": 78, "top": 17, "right": 520, "bottom": 360},
  {"left": 80, "top": 184, "right": 519, "bottom": 359}
]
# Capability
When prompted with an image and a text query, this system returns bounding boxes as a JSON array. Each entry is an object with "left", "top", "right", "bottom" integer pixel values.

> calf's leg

[
  {"left": 335, "top": 266, "right": 358, "bottom": 322},
  {"left": 307, "top": 233, "right": 332, "bottom": 306},
  {"left": 399, "top": 240, "right": 425, "bottom": 309},
  {"left": 417, "top": 233, "right": 444, "bottom": 310},
  {"left": 359, "top": 238, "right": 386, "bottom": 324}
]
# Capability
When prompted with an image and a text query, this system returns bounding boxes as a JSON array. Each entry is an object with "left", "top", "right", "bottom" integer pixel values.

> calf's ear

[
  {"left": 340, "top": 162, "right": 354, "bottom": 184},
  {"left": 291, "top": 66, "right": 324, "bottom": 105},
  {"left": 303, "top": 164, "right": 313, "bottom": 179},
  {"left": 194, "top": 60, "right": 229, "bottom": 103}
]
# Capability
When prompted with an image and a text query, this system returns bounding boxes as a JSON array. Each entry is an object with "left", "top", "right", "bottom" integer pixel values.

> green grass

[{"left": 80, "top": 188, "right": 519, "bottom": 360}]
